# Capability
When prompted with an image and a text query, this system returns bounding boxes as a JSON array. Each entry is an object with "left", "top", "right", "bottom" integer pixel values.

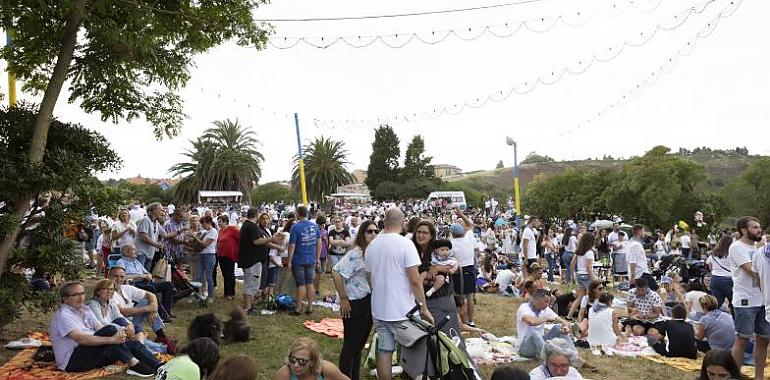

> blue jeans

[
  {"left": 734, "top": 306, "right": 770, "bottom": 339},
  {"left": 131, "top": 298, "right": 165, "bottom": 334},
  {"left": 710, "top": 275, "right": 733, "bottom": 309},
  {"left": 65, "top": 325, "right": 160, "bottom": 372},
  {"left": 561, "top": 251, "right": 574, "bottom": 283},
  {"left": 546, "top": 254, "right": 558, "bottom": 282},
  {"left": 519, "top": 326, "right": 577, "bottom": 359},
  {"left": 196, "top": 254, "right": 217, "bottom": 299}
]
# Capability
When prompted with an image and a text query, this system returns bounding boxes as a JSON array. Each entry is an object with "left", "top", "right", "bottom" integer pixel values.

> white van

[{"left": 427, "top": 191, "right": 467, "bottom": 210}]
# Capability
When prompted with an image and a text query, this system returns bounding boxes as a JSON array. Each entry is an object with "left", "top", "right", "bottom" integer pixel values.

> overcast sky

[{"left": 5, "top": 0, "right": 769, "bottom": 183}]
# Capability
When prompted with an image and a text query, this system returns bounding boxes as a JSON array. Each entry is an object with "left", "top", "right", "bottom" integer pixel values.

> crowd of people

[{"left": 35, "top": 194, "right": 770, "bottom": 380}]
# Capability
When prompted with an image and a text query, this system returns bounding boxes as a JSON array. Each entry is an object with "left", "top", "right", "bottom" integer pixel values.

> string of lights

[
  {"left": 266, "top": 0, "right": 667, "bottom": 49},
  {"left": 525, "top": 0, "right": 741, "bottom": 147},
  {"left": 306, "top": 0, "right": 721, "bottom": 129}
]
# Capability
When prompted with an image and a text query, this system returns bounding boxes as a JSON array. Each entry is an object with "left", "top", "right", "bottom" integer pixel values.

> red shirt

[{"left": 217, "top": 226, "right": 240, "bottom": 261}]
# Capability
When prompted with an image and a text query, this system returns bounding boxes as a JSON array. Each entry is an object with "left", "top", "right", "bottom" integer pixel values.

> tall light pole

[
  {"left": 506, "top": 137, "right": 521, "bottom": 231},
  {"left": 294, "top": 113, "right": 308, "bottom": 206}
]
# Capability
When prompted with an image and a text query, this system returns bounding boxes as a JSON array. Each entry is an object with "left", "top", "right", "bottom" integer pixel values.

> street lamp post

[{"left": 506, "top": 137, "right": 521, "bottom": 231}]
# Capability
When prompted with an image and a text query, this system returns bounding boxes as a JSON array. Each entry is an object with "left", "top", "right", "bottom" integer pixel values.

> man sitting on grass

[
  {"left": 109, "top": 266, "right": 175, "bottom": 353},
  {"left": 516, "top": 288, "right": 579, "bottom": 361},
  {"left": 50, "top": 281, "right": 160, "bottom": 377}
]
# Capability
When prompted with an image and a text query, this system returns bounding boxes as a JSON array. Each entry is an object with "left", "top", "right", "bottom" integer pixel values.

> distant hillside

[{"left": 445, "top": 151, "right": 761, "bottom": 197}]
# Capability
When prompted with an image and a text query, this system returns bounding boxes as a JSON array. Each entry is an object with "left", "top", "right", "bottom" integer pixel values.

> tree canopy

[
  {"left": 170, "top": 119, "right": 263, "bottom": 203},
  {"left": 365, "top": 125, "right": 401, "bottom": 199},
  {"left": 291, "top": 136, "right": 355, "bottom": 201}
]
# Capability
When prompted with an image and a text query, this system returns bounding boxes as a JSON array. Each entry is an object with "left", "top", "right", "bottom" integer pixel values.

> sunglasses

[
  {"left": 65, "top": 292, "right": 85, "bottom": 297},
  {"left": 366, "top": 229, "right": 378, "bottom": 234},
  {"left": 288, "top": 355, "right": 310, "bottom": 366}
]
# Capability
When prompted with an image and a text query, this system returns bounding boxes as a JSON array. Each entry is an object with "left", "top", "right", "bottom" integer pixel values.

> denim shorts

[
  {"left": 576, "top": 273, "right": 592, "bottom": 289},
  {"left": 375, "top": 319, "right": 403, "bottom": 353},
  {"left": 734, "top": 306, "right": 770, "bottom": 339},
  {"left": 292, "top": 263, "right": 315, "bottom": 286},
  {"left": 267, "top": 267, "right": 279, "bottom": 286}
]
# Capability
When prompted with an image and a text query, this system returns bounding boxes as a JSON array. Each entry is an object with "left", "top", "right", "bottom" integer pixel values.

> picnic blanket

[
  {"left": 0, "top": 332, "right": 172, "bottom": 380},
  {"left": 642, "top": 355, "right": 770, "bottom": 380},
  {"left": 588, "top": 336, "right": 657, "bottom": 357},
  {"left": 465, "top": 336, "right": 529, "bottom": 366},
  {"left": 303, "top": 318, "right": 344, "bottom": 339}
]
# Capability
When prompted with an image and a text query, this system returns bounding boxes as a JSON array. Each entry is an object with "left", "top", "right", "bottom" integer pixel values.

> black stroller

[
  {"left": 395, "top": 304, "right": 481, "bottom": 380},
  {"left": 168, "top": 256, "right": 207, "bottom": 307}
]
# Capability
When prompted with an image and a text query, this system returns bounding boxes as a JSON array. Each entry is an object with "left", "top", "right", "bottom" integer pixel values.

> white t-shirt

[
  {"left": 751, "top": 245, "right": 770, "bottom": 309},
  {"left": 680, "top": 234, "right": 691, "bottom": 249},
  {"left": 521, "top": 227, "right": 537, "bottom": 259},
  {"left": 576, "top": 249, "right": 595, "bottom": 274},
  {"left": 730, "top": 240, "right": 762, "bottom": 308},
  {"left": 451, "top": 230, "right": 476, "bottom": 267},
  {"left": 111, "top": 284, "right": 147, "bottom": 309},
  {"left": 495, "top": 269, "right": 516, "bottom": 292},
  {"left": 364, "top": 233, "right": 421, "bottom": 321},
  {"left": 707, "top": 255, "right": 731, "bottom": 277},
  {"left": 566, "top": 235, "right": 577, "bottom": 252},
  {"left": 685, "top": 291, "right": 708, "bottom": 314},
  {"left": 112, "top": 220, "right": 136, "bottom": 247},
  {"left": 627, "top": 240, "right": 649, "bottom": 279},
  {"left": 200, "top": 228, "right": 218, "bottom": 254},
  {"left": 516, "top": 302, "right": 558, "bottom": 347}
]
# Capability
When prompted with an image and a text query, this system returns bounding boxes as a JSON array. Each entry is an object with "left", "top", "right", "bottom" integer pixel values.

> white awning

[{"left": 198, "top": 191, "right": 243, "bottom": 198}]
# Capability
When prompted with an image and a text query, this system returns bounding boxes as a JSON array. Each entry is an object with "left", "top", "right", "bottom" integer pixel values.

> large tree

[
  {"left": 291, "top": 136, "right": 355, "bottom": 201},
  {"left": 0, "top": 103, "right": 127, "bottom": 328},
  {"left": 741, "top": 157, "right": 770, "bottom": 227},
  {"left": 523, "top": 168, "right": 616, "bottom": 222},
  {"left": 366, "top": 125, "right": 401, "bottom": 199},
  {"left": 401, "top": 135, "right": 435, "bottom": 181},
  {"left": 170, "top": 119, "right": 263, "bottom": 203},
  {"left": 605, "top": 146, "right": 708, "bottom": 228},
  {"left": 0, "top": 0, "right": 270, "bottom": 276}
]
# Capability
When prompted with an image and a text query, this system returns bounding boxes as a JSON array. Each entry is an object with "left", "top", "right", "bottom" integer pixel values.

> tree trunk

[{"left": 0, "top": 0, "right": 88, "bottom": 278}]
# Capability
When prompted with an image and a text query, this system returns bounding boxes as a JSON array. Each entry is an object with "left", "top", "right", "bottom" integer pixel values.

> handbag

[
  {"left": 152, "top": 257, "right": 169, "bottom": 280},
  {"left": 393, "top": 321, "right": 429, "bottom": 348}
]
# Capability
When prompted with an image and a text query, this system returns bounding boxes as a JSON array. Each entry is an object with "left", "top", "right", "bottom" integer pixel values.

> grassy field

[{"left": 0, "top": 274, "right": 691, "bottom": 380}]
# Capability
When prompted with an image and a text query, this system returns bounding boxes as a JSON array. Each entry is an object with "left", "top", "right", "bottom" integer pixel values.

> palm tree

[
  {"left": 291, "top": 136, "right": 355, "bottom": 201},
  {"left": 169, "top": 119, "right": 263, "bottom": 203}
]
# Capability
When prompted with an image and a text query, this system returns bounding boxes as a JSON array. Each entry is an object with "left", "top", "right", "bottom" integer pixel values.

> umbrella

[
  {"left": 494, "top": 218, "right": 508, "bottom": 227},
  {"left": 590, "top": 219, "right": 614, "bottom": 229}
]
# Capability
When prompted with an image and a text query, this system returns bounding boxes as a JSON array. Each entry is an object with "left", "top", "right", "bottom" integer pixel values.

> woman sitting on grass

[
  {"left": 155, "top": 337, "right": 220, "bottom": 380},
  {"left": 209, "top": 355, "right": 258, "bottom": 380},
  {"left": 696, "top": 349, "right": 746, "bottom": 380},
  {"left": 274, "top": 337, "right": 349, "bottom": 380}
]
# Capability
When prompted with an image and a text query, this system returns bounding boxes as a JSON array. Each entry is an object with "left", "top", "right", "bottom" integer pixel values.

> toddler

[{"left": 424, "top": 239, "right": 459, "bottom": 297}]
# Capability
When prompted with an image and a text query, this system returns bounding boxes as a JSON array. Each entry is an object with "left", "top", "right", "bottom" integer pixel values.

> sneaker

[
  {"left": 466, "top": 321, "right": 476, "bottom": 328},
  {"left": 126, "top": 363, "right": 156, "bottom": 377}
]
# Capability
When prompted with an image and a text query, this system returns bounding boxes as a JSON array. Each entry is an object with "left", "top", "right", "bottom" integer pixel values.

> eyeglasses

[
  {"left": 65, "top": 292, "right": 85, "bottom": 297},
  {"left": 366, "top": 229, "right": 378, "bottom": 234},
  {"left": 288, "top": 355, "right": 310, "bottom": 366},
  {"left": 547, "top": 361, "right": 570, "bottom": 371}
]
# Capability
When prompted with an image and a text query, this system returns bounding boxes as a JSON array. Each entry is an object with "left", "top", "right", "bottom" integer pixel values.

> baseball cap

[{"left": 450, "top": 223, "right": 465, "bottom": 237}]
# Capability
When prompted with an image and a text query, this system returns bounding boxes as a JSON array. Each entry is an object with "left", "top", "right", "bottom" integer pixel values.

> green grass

[{"left": 0, "top": 275, "right": 691, "bottom": 379}]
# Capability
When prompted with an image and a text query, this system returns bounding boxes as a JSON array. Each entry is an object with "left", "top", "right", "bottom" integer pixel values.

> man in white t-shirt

[
  {"left": 521, "top": 217, "right": 540, "bottom": 274},
  {"left": 729, "top": 216, "right": 767, "bottom": 380},
  {"left": 516, "top": 289, "right": 576, "bottom": 360},
  {"left": 628, "top": 224, "right": 657, "bottom": 291},
  {"left": 450, "top": 207, "right": 478, "bottom": 326},
  {"left": 495, "top": 262, "right": 518, "bottom": 295},
  {"left": 365, "top": 208, "right": 433, "bottom": 380}
]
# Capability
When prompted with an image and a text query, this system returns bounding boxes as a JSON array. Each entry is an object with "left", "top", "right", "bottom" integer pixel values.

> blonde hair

[
  {"left": 286, "top": 337, "right": 322, "bottom": 374},
  {"left": 93, "top": 279, "right": 114, "bottom": 298},
  {"left": 699, "top": 294, "right": 719, "bottom": 312}
]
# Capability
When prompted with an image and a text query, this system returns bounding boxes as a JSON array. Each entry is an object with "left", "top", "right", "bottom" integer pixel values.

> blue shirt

[
  {"left": 289, "top": 220, "right": 320, "bottom": 266},
  {"left": 699, "top": 310, "right": 735, "bottom": 350},
  {"left": 116, "top": 257, "right": 150, "bottom": 276}
]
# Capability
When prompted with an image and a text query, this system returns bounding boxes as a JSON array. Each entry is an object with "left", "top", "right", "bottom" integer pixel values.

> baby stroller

[
  {"left": 396, "top": 304, "right": 481, "bottom": 380},
  {"left": 168, "top": 256, "right": 206, "bottom": 307}
]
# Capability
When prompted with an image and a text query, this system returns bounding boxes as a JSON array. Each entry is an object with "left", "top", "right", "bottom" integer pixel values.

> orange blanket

[
  {"left": 0, "top": 332, "right": 172, "bottom": 380},
  {"left": 303, "top": 318, "right": 344, "bottom": 339}
]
